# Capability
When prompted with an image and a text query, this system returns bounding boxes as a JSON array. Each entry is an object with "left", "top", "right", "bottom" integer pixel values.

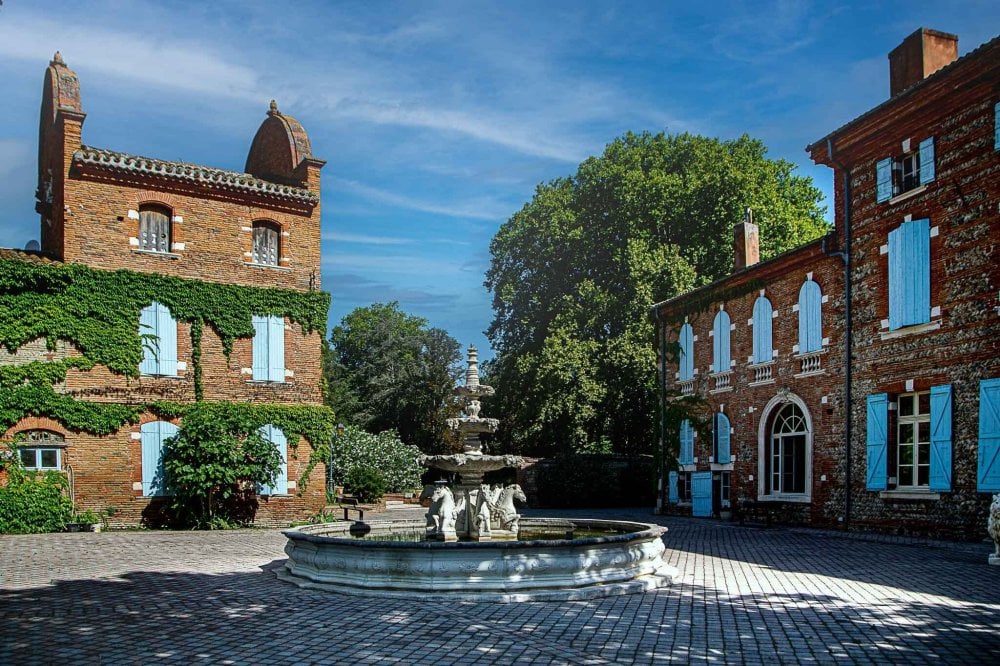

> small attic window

[
  {"left": 139, "top": 205, "right": 172, "bottom": 253},
  {"left": 252, "top": 221, "right": 280, "bottom": 266}
]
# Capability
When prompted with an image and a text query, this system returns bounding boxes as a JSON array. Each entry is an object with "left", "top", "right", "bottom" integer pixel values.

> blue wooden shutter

[
  {"left": 252, "top": 315, "right": 268, "bottom": 380},
  {"left": 919, "top": 137, "right": 935, "bottom": 185},
  {"left": 668, "top": 471, "right": 678, "bottom": 504},
  {"left": 267, "top": 316, "right": 285, "bottom": 382},
  {"left": 798, "top": 280, "right": 822, "bottom": 353},
  {"left": 752, "top": 296, "right": 773, "bottom": 364},
  {"left": 995, "top": 103, "right": 1000, "bottom": 151},
  {"left": 979, "top": 378, "right": 1000, "bottom": 492},
  {"left": 928, "top": 384, "right": 952, "bottom": 492},
  {"left": 866, "top": 394, "right": 888, "bottom": 491},
  {"left": 156, "top": 303, "right": 178, "bottom": 376},
  {"left": 139, "top": 303, "right": 159, "bottom": 375},
  {"left": 888, "top": 219, "right": 930, "bottom": 329},
  {"left": 876, "top": 158, "right": 893, "bottom": 202},
  {"left": 259, "top": 425, "right": 288, "bottom": 495},
  {"left": 679, "top": 419, "right": 693, "bottom": 465},
  {"left": 678, "top": 323, "right": 694, "bottom": 381},
  {"left": 141, "top": 421, "right": 178, "bottom": 496},
  {"left": 713, "top": 310, "right": 730, "bottom": 373},
  {"left": 715, "top": 413, "right": 731, "bottom": 464}
]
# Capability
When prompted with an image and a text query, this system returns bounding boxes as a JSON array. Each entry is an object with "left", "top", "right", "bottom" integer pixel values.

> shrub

[
  {"left": 330, "top": 427, "right": 422, "bottom": 494},
  {"left": 344, "top": 466, "right": 387, "bottom": 503},
  {"left": 0, "top": 442, "right": 73, "bottom": 534},
  {"left": 534, "top": 454, "right": 656, "bottom": 508}
]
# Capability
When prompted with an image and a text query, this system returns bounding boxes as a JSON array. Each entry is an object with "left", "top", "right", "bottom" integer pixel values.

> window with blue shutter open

[
  {"left": 258, "top": 424, "right": 288, "bottom": 495},
  {"left": 928, "top": 384, "right": 952, "bottom": 492},
  {"left": 866, "top": 394, "right": 888, "bottom": 491},
  {"left": 252, "top": 315, "right": 286, "bottom": 382},
  {"left": 979, "top": 378, "right": 1000, "bottom": 492},
  {"left": 918, "top": 137, "right": 935, "bottom": 185},
  {"left": 712, "top": 310, "right": 730, "bottom": 373},
  {"left": 752, "top": 296, "right": 773, "bottom": 364},
  {"left": 678, "top": 323, "right": 694, "bottom": 381},
  {"left": 876, "top": 137, "right": 935, "bottom": 202},
  {"left": 798, "top": 280, "right": 822, "bottom": 353},
  {"left": 876, "top": 158, "right": 893, "bottom": 203},
  {"left": 668, "top": 471, "right": 679, "bottom": 504},
  {"left": 139, "top": 301, "right": 178, "bottom": 376},
  {"left": 888, "top": 218, "right": 930, "bottom": 330}
]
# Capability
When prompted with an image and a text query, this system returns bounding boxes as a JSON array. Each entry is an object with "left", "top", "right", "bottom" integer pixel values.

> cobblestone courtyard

[{"left": 2, "top": 508, "right": 998, "bottom": 664}]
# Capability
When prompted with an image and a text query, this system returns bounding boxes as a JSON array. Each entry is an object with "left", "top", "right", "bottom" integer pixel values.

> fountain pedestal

[{"left": 419, "top": 345, "right": 524, "bottom": 541}]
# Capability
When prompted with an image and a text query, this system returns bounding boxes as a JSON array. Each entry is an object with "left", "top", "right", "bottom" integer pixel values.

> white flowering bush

[{"left": 330, "top": 427, "right": 422, "bottom": 494}]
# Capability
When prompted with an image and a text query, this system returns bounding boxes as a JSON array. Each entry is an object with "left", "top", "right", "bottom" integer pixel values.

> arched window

[
  {"left": 713, "top": 412, "right": 731, "bottom": 464},
  {"left": 712, "top": 309, "right": 730, "bottom": 374},
  {"left": 678, "top": 322, "right": 694, "bottom": 381},
  {"left": 765, "top": 402, "right": 809, "bottom": 496},
  {"left": 139, "top": 205, "right": 172, "bottom": 253},
  {"left": 798, "top": 280, "right": 822, "bottom": 353},
  {"left": 140, "top": 421, "right": 179, "bottom": 497},
  {"left": 252, "top": 221, "right": 280, "bottom": 266},
  {"left": 752, "top": 296, "right": 773, "bottom": 364},
  {"left": 16, "top": 430, "right": 64, "bottom": 470}
]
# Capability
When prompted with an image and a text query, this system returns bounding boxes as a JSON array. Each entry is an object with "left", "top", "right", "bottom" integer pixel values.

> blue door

[{"left": 691, "top": 471, "right": 713, "bottom": 517}]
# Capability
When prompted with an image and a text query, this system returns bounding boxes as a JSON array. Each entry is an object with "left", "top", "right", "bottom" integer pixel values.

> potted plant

[{"left": 67, "top": 509, "right": 104, "bottom": 533}]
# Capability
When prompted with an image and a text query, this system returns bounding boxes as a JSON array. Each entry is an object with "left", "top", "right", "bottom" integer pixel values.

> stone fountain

[
  {"left": 278, "top": 343, "right": 677, "bottom": 601},
  {"left": 419, "top": 345, "right": 524, "bottom": 541}
]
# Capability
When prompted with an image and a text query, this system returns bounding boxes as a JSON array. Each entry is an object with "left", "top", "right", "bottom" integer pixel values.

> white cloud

[
  {"left": 322, "top": 231, "right": 413, "bottom": 246},
  {"left": 331, "top": 178, "right": 512, "bottom": 222}
]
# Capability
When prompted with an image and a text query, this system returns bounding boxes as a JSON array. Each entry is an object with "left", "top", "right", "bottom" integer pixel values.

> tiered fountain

[
  {"left": 279, "top": 345, "right": 677, "bottom": 602},
  {"left": 419, "top": 345, "right": 524, "bottom": 541}
]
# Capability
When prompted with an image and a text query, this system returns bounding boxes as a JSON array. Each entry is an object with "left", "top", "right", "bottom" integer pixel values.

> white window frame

[
  {"left": 757, "top": 393, "right": 813, "bottom": 502},
  {"left": 19, "top": 447, "right": 62, "bottom": 470},
  {"left": 895, "top": 391, "right": 931, "bottom": 489}
]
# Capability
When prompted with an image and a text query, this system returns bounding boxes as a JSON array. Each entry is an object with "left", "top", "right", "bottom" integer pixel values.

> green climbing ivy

[
  {"left": 0, "top": 258, "right": 330, "bottom": 379},
  {"left": 0, "top": 257, "right": 336, "bottom": 490}
]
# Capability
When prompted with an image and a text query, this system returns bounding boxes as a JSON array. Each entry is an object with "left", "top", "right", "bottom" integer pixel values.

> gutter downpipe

[
  {"left": 654, "top": 307, "right": 667, "bottom": 514},
  {"left": 825, "top": 137, "right": 852, "bottom": 532}
]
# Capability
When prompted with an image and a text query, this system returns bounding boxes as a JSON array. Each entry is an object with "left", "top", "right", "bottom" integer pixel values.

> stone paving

[{"left": 1, "top": 507, "right": 998, "bottom": 664}]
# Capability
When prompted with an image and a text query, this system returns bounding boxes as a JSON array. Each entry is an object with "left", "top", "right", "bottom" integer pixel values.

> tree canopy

[
  {"left": 484, "top": 131, "right": 827, "bottom": 456},
  {"left": 325, "top": 302, "right": 463, "bottom": 453}
]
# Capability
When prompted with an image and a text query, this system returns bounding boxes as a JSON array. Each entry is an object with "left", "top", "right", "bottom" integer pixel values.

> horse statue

[
  {"left": 988, "top": 493, "right": 1000, "bottom": 561},
  {"left": 426, "top": 485, "right": 457, "bottom": 536},
  {"left": 475, "top": 484, "right": 500, "bottom": 537},
  {"left": 492, "top": 483, "right": 526, "bottom": 533}
]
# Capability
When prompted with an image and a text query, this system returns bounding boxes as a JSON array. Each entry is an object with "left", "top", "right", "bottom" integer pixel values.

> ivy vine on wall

[{"left": 0, "top": 257, "right": 335, "bottom": 490}]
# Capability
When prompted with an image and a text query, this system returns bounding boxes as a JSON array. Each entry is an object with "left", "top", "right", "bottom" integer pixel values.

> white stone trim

[
  {"left": 171, "top": 242, "right": 185, "bottom": 251},
  {"left": 128, "top": 237, "right": 140, "bottom": 246},
  {"left": 127, "top": 209, "right": 139, "bottom": 220},
  {"left": 930, "top": 226, "right": 939, "bottom": 238},
  {"left": 172, "top": 216, "right": 183, "bottom": 224},
  {"left": 880, "top": 244, "right": 889, "bottom": 255}
]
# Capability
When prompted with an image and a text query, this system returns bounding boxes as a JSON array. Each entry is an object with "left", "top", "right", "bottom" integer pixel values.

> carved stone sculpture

[
  {"left": 493, "top": 483, "right": 526, "bottom": 533},
  {"left": 426, "top": 485, "right": 457, "bottom": 539},
  {"left": 989, "top": 493, "right": 1000, "bottom": 565}
]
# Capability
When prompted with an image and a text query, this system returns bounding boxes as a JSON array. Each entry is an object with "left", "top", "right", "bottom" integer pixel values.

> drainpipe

[
  {"left": 654, "top": 307, "right": 667, "bottom": 514},
  {"left": 824, "top": 138, "right": 853, "bottom": 531}
]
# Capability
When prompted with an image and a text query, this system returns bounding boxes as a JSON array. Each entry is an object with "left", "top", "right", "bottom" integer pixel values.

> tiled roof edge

[{"left": 73, "top": 146, "right": 319, "bottom": 205}]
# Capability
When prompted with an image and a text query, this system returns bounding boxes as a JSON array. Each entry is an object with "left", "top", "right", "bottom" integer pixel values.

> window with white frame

[
  {"left": 252, "top": 221, "right": 280, "bottom": 266},
  {"left": 764, "top": 402, "right": 808, "bottom": 496},
  {"left": 138, "top": 205, "right": 172, "bottom": 253},
  {"left": 720, "top": 471, "right": 731, "bottom": 508},
  {"left": 896, "top": 392, "right": 931, "bottom": 488},
  {"left": 252, "top": 315, "right": 285, "bottom": 382},
  {"left": 876, "top": 137, "right": 934, "bottom": 203},
  {"left": 677, "top": 471, "right": 692, "bottom": 502},
  {"left": 17, "top": 430, "right": 64, "bottom": 470}
]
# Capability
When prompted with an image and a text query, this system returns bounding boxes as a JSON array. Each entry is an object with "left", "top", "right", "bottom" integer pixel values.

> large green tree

[
  {"left": 326, "top": 302, "right": 462, "bottom": 452},
  {"left": 485, "top": 131, "right": 827, "bottom": 456}
]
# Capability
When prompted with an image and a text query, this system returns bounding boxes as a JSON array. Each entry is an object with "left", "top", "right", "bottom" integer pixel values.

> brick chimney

[
  {"left": 888, "top": 28, "right": 958, "bottom": 97},
  {"left": 734, "top": 208, "right": 759, "bottom": 271}
]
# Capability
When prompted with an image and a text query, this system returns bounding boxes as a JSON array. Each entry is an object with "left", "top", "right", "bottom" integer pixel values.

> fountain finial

[{"left": 465, "top": 345, "right": 480, "bottom": 388}]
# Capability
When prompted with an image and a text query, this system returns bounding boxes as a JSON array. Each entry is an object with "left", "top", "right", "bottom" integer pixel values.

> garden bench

[{"left": 338, "top": 496, "right": 366, "bottom": 521}]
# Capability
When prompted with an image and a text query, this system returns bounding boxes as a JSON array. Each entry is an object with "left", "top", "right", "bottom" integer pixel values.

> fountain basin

[{"left": 278, "top": 518, "right": 676, "bottom": 602}]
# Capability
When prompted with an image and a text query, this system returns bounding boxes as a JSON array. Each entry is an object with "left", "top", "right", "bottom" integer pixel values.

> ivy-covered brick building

[
  {"left": 1, "top": 54, "right": 334, "bottom": 527},
  {"left": 654, "top": 29, "right": 1000, "bottom": 539}
]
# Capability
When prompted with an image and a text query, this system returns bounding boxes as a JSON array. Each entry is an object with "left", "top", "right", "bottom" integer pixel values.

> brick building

[
  {"left": 653, "top": 29, "right": 1000, "bottom": 539},
  {"left": 1, "top": 54, "right": 331, "bottom": 526}
]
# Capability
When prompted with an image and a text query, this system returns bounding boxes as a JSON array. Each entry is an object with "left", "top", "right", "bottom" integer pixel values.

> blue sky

[{"left": 0, "top": 1, "right": 996, "bottom": 359}]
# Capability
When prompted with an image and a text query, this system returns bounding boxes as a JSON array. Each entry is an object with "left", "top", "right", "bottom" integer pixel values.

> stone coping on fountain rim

[{"left": 283, "top": 518, "right": 666, "bottom": 548}]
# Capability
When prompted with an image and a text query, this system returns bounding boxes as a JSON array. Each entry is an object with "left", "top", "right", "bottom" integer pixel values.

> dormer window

[
  {"left": 876, "top": 137, "right": 935, "bottom": 203},
  {"left": 139, "top": 205, "right": 172, "bottom": 253},
  {"left": 252, "top": 221, "right": 280, "bottom": 266}
]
